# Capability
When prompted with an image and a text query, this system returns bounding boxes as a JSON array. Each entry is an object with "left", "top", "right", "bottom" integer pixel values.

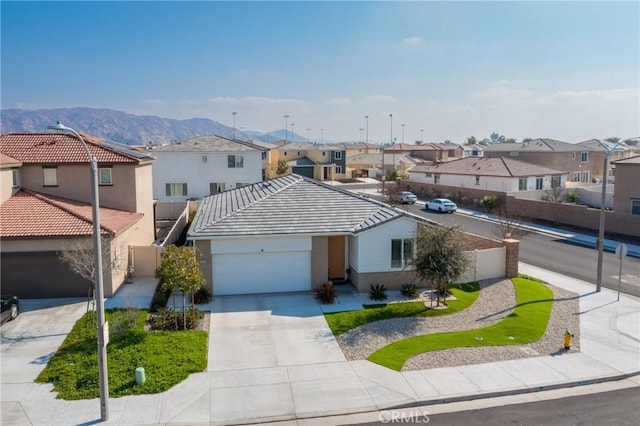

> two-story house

[
  {"left": 270, "top": 142, "right": 348, "bottom": 180},
  {"left": 384, "top": 143, "right": 463, "bottom": 163},
  {"left": 576, "top": 139, "right": 636, "bottom": 183},
  {"left": 483, "top": 138, "right": 601, "bottom": 183},
  {"left": 612, "top": 156, "right": 640, "bottom": 215},
  {"left": 408, "top": 157, "right": 567, "bottom": 192},
  {"left": 151, "top": 135, "right": 268, "bottom": 201},
  {"left": 0, "top": 132, "right": 156, "bottom": 298}
]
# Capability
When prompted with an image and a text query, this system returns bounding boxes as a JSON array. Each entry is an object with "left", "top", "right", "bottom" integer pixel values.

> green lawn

[
  {"left": 325, "top": 282, "right": 480, "bottom": 336},
  {"left": 367, "top": 277, "right": 553, "bottom": 371},
  {"left": 36, "top": 309, "right": 208, "bottom": 400}
]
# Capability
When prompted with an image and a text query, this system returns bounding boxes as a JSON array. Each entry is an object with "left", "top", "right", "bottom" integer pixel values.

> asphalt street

[{"left": 400, "top": 203, "right": 640, "bottom": 298}]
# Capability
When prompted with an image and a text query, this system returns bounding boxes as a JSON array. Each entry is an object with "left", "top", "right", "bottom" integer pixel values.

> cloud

[
  {"left": 364, "top": 95, "right": 395, "bottom": 103},
  {"left": 325, "top": 98, "right": 351, "bottom": 105},
  {"left": 403, "top": 36, "right": 423, "bottom": 45},
  {"left": 143, "top": 99, "right": 168, "bottom": 106}
]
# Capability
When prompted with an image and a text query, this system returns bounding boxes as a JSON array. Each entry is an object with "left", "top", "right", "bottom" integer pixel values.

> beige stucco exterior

[
  {"left": 311, "top": 236, "right": 329, "bottom": 287},
  {"left": 613, "top": 158, "right": 640, "bottom": 214}
]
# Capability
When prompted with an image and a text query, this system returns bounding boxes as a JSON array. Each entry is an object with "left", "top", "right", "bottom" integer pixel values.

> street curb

[{"left": 383, "top": 371, "right": 640, "bottom": 411}]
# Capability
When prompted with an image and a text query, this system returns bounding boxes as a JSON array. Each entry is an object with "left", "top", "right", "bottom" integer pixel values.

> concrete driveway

[{"left": 207, "top": 292, "right": 346, "bottom": 371}]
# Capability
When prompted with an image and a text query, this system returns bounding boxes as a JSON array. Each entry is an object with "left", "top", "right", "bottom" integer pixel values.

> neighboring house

[
  {"left": 0, "top": 153, "right": 22, "bottom": 203},
  {"left": 188, "top": 174, "right": 514, "bottom": 295},
  {"left": 462, "top": 144, "right": 485, "bottom": 158},
  {"left": 576, "top": 139, "right": 636, "bottom": 183},
  {"left": 271, "top": 142, "right": 348, "bottom": 180},
  {"left": 483, "top": 138, "right": 601, "bottom": 183},
  {"left": 188, "top": 174, "right": 424, "bottom": 295},
  {"left": 151, "top": 135, "right": 268, "bottom": 201},
  {"left": 612, "top": 156, "right": 640, "bottom": 215},
  {"left": 408, "top": 157, "right": 567, "bottom": 192},
  {"left": 336, "top": 142, "right": 382, "bottom": 157},
  {"left": 384, "top": 143, "right": 463, "bottom": 162},
  {"left": 347, "top": 152, "right": 422, "bottom": 178},
  {"left": 0, "top": 132, "right": 156, "bottom": 298}
]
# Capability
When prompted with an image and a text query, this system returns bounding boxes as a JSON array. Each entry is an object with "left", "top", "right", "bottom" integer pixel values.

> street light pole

[
  {"left": 595, "top": 142, "right": 623, "bottom": 292},
  {"left": 232, "top": 112, "right": 237, "bottom": 140},
  {"left": 401, "top": 124, "right": 405, "bottom": 144},
  {"left": 47, "top": 122, "right": 109, "bottom": 421},
  {"left": 283, "top": 115, "right": 290, "bottom": 142},
  {"left": 364, "top": 115, "right": 369, "bottom": 143},
  {"left": 390, "top": 114, "right": 394, "bottom": 172},
  {"left": 291, "top": 123, "right": 295, "bottom": 142}
]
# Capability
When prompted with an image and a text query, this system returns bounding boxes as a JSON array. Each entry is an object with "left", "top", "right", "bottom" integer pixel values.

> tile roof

[
  {"left": 577, "top": 139, "right": 632, "bottom": 151},
  {"left": 483, "top": 138, "right": 598, "bottom": 153},
  {"left": 384, "top": 143, "right": 459, "bottom": 152},
  {"left": 287, "top": 156, "right": 317, "bottom": 167},
  {"left": 0, "top": 153, "right": 22, "bottom": 167},
  {"left": 409, "top": 156, "right": 566, "bottom": 177},
  {"left": 612, "top": 155, "right": 640, "bottom": 165},
  {"left": 275, "top": 142, "right": 344, "bottom": 151},
  {"left": 0, "top": 190, "right": 143, "bottom": 238},
  {"left": 151, "top": 135, "right": 267, "bottom": 152},
  {"left": 189, "top": 174, "right": 405, "bottom": 238},
  {"left": 0, "top": 133, "right": 154, "bottom": 164}
]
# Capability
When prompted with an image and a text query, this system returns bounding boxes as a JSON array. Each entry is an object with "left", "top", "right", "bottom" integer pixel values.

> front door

[{"left": 328, "top": 236, "right": 345, "bottom": 280}]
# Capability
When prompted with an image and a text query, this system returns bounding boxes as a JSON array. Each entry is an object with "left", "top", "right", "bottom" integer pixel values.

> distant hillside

[{"left": 0, "top": 107, "right": 263, "bottom": 145}]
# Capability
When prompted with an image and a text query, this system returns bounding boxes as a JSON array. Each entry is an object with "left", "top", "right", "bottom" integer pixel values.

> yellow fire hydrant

[{"left": 564, "top": 328, "right": 574, "bottom": 350}]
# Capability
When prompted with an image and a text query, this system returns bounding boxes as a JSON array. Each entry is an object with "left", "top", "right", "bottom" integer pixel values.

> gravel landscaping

[{"left": 335, "top": 278, "right": 580, "bottom": 370}]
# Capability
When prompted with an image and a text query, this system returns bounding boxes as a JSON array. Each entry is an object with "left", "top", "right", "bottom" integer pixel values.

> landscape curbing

[{"left": 1, "top": 261, "right": 638, "bottom": 425}]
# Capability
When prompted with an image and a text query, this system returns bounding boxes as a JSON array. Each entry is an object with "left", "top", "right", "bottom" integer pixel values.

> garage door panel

[{"left": 213, "top": 251, "right": 310, "bottom": 295}]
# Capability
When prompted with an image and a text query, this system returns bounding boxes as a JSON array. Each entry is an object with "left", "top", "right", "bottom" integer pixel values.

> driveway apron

[{"left": 208, "top": 292, "right": 346, "bottom": 371}]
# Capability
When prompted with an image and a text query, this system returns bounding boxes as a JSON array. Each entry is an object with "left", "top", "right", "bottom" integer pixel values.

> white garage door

[{"left": 213, "top": 251, "right": 311, "bottom": 295}]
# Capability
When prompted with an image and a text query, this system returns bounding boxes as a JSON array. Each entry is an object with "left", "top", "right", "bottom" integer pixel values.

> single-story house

[
  {"left": 408, "top": 156, "right": 568, "bottom": 192},
  {"left": 188, "top": 174, "right": 514, "bottom": 295}
]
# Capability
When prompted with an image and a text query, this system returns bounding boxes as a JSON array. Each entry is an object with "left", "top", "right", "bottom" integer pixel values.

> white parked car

[
  {"left": 425, "top": 198, "right": 457, "bottom": 213},
  {"left": 392, "top": 191, "right": 418, "bottom": 204}
]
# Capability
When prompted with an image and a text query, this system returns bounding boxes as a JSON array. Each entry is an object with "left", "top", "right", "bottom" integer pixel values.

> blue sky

[{"left": 2, "top": 1, "right": 638, "bottom": 143}]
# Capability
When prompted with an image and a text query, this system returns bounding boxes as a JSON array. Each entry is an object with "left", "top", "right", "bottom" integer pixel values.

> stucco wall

[
  {"left": 613, "top": 163, "right": 640, "bottom": 214},
  {"left": 311, "top": 236, "right": 329, "bottom": 288},
  {"left": 152, "top": 151, "right": 263, "bottom": 201}
]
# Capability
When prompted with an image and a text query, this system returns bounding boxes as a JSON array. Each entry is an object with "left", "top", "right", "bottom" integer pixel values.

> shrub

[
  {"left": 193, "top": 286, "right": 212, "bottom": 304},
  {"left": 314, "top": 281, "right": 337, "bottom": 304},
  {"left": 369, "top": 284, "right": 388, "bottom": 301},
  {"left": 149, "top": 307, "right": 204, "bottom": 331},
  {"left": 401, "top": 283, "right": 419, "bottom": 298},
  {"left": 110, "top": 308, "right": 140, "bottom": 341},
  {"left": 566, "top": 191, "right": 579, "bottom": 202},
  {"left": 480, "top": 195, "right": 499, "bottom": 212}
]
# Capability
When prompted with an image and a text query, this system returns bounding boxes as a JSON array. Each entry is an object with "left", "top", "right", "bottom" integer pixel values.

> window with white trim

[
  {"left": 571, "top": 152, "right": 576, "bottom": 160},
  {"left": 535, "top": 177, "right": 543, "bottom": 190},
  {"left": 335, "top": 151, "right": 343, "bottom": 160},
  {"left": 391, "top": 238, "right": 414, "bottom": 268},
  {"left": 581, "top": 152, "right": 588, "bottom": 163},
  {"left": 475, "top": 176, "right": 480, "bottom": 185},
  {"left": 209, "top": 182, "right": 225, "bottom": 194},
  {"left": 43, "top": 167, "right": 57, "bottom": 186},
  {"left": 165, "top": 183, "right": 188, "bottom": 196},
  {"left": 11, "top": 168, "right": 19, "bottom": 188},
  {"left": 518, "top": 178, "right": 527, "bottom": 191},
  {"left": 573, "top": 172, "right": 581, "bottom": 182},
  {"left": 336, "top": 166, "right": 343, "bottom": 174},
  {"left": 551, "top": 176, "right": 562, "bottom": 188},
  {"left": 227, "top": 155, "right": 244, "bottom": 168},
  {"left": 99, "top": 167, "right": 112, "bottom": 185},
  {"left": 235, "top": 182, "right": 250, "bottom": 188},
  {"left": 434, "top": 174, "right": 440, "bottom": 184},
  {"left": 631, "top": 199, "right": 640, "bottom": 215}
]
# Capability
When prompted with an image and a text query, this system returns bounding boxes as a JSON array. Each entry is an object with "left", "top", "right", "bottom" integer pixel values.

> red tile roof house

[{"left": 0, "top": 133, "right": 156, "bottom": 298}]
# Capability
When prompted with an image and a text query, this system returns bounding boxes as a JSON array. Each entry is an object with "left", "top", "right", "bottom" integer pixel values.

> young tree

[
  {"left": 465, "top": 136, "right": 478, "bottom": 145},
  {"left": 412, "top": 225, "right": 470, "bottom": 307},
  {"left": 155, "top": 245, "right": 206, "bottom": 329},
  {"left": 491, "top": 207, "right": 530, "bottom": 240},
  {"left": 58, "top": 235, "right": 118, "bottom": 307},
  {"left": 604, "top": 136, "right": 621, "bottom": 144},
  {"left": 275, "top": 159, "right": 289, "bottom": 176}
]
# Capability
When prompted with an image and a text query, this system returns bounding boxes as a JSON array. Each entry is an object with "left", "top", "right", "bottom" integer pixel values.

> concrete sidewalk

[{"left": 2, "top": 263, "right": 639, "bottom": 425}]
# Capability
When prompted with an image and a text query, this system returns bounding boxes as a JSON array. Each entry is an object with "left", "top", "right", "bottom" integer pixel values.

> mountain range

[{"left": 0, "top": 107, "right": 308, "bottom": 145}]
